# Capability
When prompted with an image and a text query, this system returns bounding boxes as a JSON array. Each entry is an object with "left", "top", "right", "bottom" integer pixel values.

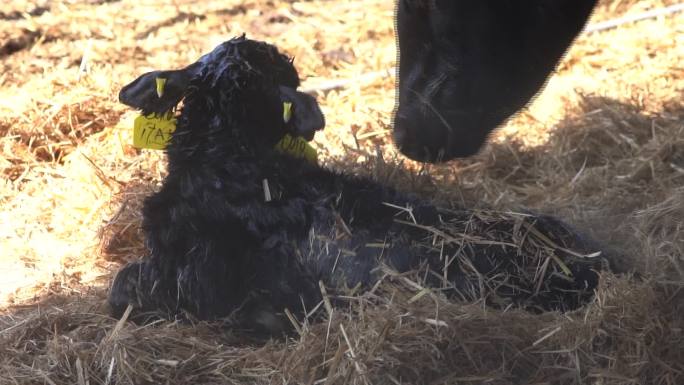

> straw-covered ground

[{"left": 0, "top": 0, "right": 682, "bottom": 384}]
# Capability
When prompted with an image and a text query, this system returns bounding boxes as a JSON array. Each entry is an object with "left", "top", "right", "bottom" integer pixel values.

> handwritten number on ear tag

[
  {"left": 133, "top": 113, "right": 177, "bottom": 150},
  {"left": 274, "top": 134, "right": 318, "bottom": 164}
]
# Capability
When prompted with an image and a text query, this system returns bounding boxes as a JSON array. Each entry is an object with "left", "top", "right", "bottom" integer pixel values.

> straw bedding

[{"left": 0, "top": 0, "right": 682, "bottom": 384}]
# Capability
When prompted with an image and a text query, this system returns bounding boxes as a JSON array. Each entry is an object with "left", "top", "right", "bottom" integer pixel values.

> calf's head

[
  {"left": 119, "top": 36, "right": 325, "bottom": 154},
  {"left": 394, "top": 0, "right": 597, "bottom": 162}
]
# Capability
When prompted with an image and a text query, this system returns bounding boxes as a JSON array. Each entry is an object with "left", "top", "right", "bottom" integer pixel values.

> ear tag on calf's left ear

[
  {"left": 274, "top": 134, "right": 318, "bottom": 164},
  {"left": 133, "top": 112, "right": 177, "bottom": 150}
]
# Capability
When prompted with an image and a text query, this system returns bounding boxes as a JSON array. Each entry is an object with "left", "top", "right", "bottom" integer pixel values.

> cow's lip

[{"left": 393, "top": 110, "right": 490, "bottom": 163}]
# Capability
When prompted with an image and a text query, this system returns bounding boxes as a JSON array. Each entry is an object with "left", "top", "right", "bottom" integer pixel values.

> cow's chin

[{"left": 393, "top": 109, "right": 491, "bottom": 163}]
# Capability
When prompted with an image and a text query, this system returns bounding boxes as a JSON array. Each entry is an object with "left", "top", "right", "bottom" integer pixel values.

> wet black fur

[{"left": 110, "top": 36, "right": 608, "bottom": 334}]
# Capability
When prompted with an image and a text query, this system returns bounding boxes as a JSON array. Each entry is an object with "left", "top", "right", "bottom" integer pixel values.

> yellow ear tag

[
  {"left": 133, "top": 113, "right": 177, "bottom": 150},
  {"left": 274, "top": 134, "right": 318, "bottom": 165},
  {"left": 283, "top": 102, "right": 293, "bottom": 123},
  {"left": 156, "top": 77, "right": 167, "bottom": 98}
]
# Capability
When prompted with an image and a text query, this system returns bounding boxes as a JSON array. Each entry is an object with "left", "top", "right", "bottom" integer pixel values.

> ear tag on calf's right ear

[
  {"left": 283, "top": 102, "right": 293, "bottom": 123},
  {"left": 274, "top": 134, "right": 318, "bottom": 164},
  {"left": 155, "top": 77, "right": 167, "bottom": 98},
  {"left": 133, "top": 112, "right": 177, "bottom": 150}
]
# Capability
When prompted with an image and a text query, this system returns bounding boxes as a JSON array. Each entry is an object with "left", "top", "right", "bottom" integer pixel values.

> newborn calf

[{"left": 110, "top": 36, "right": 608, "bottom": 334}]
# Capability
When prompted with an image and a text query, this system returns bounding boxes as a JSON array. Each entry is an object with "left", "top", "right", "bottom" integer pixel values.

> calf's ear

[
  {"left": 279, "top": 86, "right": 325, "bottom": 141},
  {"left": 119, "top": 63, "right": 201, "bottom": 115}
]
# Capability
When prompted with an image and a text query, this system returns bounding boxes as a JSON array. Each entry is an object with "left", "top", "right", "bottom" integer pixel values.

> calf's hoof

[{"left": 108, "top": 260, "right": 164, "bottom": 321}]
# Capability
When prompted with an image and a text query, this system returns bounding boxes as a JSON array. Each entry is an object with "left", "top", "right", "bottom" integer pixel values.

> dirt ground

[{"left": 0, "top": 0, "right": 682, "bottom": 384}]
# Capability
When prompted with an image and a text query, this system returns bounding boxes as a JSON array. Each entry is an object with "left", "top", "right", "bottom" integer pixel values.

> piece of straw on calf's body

[{"left": 109, "top": 36, "right": 613, "bottom": 335}]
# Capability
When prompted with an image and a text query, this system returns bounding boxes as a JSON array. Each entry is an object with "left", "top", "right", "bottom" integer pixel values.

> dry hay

[{"left": 1, "top": 0, "right": 683, "bottom": 384}]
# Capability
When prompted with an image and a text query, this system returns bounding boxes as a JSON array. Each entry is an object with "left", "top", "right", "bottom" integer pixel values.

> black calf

[{"left": 110, "top": 36, "right": 608, "bottom": 334}]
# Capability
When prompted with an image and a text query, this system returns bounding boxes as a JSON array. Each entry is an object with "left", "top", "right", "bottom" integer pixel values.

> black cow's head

[{"left": 394, "top": 0, "right": 597, "bottom": 162}]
